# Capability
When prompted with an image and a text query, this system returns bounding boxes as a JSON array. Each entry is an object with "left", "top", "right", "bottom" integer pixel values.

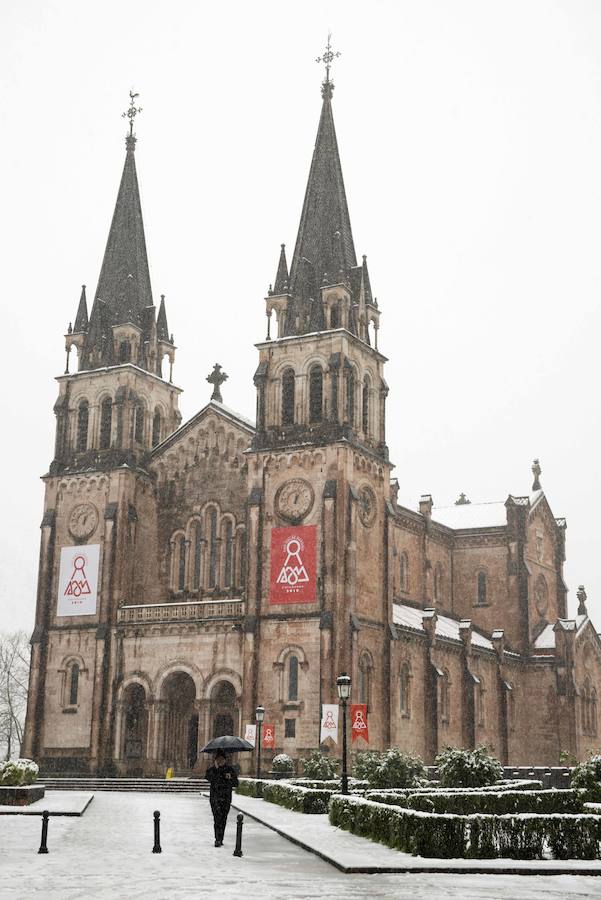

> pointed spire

[
  {"left": 73, "top": 285, "right": 88, "bottom": 332},
  {"left": 288, "top": 59, "right": 356, "bottom": 304},
  {"left": 273, "top": 244, "right": 289, "bottom": 294},
  {"left": 94, "top": 92, "right": 152, "bottom": 321},
  {"left": 157, "top": 294, "right": 170, "bottom": 342}
]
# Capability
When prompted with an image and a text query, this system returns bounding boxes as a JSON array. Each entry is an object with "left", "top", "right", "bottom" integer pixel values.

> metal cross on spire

[
  {"left": 122, "top": 90, "right": 143, "bottom": 138},
  {"left": 207, "top": 363, "right": 228, "bottom": 403},
  {"left": 316, "top": 33, "right": 341, "bottom": 90}
]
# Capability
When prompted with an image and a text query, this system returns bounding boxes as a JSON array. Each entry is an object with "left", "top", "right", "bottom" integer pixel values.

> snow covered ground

[{"left": 0, "top": 791, "right": 599, "bottom": 899}]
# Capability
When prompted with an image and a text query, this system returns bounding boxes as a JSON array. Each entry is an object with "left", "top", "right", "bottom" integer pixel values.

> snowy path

[{"left": 0, "top": 791, "right": 598, "bottom": 899}]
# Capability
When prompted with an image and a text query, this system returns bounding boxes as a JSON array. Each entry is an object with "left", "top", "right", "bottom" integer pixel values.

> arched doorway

[
  {"left": 122, "top": 683, "right": 148, "bottom": 775},
  {"left": 210, "top": 681, "right": 238, "bottom": 738},
  {"left": 161, "top": 672, "right": 197, "bottom": 771}
]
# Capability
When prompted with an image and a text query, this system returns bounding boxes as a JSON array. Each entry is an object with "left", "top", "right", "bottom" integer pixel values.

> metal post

[
  {"left": 256, "top": 726, "right": 262, "bottom": 780},
  {"left": 38, "top": 810, "right": 49, "bottom": 854},
  {"left": 152, "top": 810, "right": 162, "bottom": 853},
  {"left": 233, "top": 813, "right": 244, "bottom": 857},
  {"left": 341, "top": 699, "right": 349, "bottom": 795}
]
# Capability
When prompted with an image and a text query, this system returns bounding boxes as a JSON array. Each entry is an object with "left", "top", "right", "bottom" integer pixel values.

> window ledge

[
  {"left": 473, "top": 602, "right": 490, "bottom": 608},
  {"left": 62, "top": 707, "right": 78, "bottom": 714},
  {"left": 401, "top": 712, "right": 411, "bottom": 720},
  {"left": 282, "top": 701, "right": 302, "bottom": 712}
]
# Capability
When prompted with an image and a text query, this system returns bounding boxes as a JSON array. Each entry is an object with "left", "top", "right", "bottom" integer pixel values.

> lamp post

[
  {"left": 255, "top": 705, "right": 265, "bottom": 779},
  {"left": 336, "top": 673, "right": 351, "bottom": 795}
]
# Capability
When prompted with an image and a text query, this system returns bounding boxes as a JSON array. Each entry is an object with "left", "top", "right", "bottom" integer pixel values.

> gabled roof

[{"left": 152, "top": 400, "right": 255, "bottom": 458}]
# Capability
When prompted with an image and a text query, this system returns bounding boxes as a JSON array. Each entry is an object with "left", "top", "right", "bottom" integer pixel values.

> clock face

[
  {"left": 276, "top": 479, "right": 314, "bottom": 523},
  {"left": 358, "top": 485, "right": 377, "bottom": 528},
  {"left": 68, "top": 502, "right": 99, "bottom": 541}
]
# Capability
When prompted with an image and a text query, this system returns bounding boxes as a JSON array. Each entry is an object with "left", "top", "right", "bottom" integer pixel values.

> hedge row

[
  {"left": 365, "top": 779, "right": 542, "bottom": 800},
  {"left": 368, "top": 789, "right": 586, "bottom": 816},
  {"left": 290, "top": 778, "right": 369, "bottom": 791},
  {"left": 236, "top": 778, "right": 333, "bottom": 814},
  {"left": 329, "top": 795, "right": 601, "bottom": 859}
]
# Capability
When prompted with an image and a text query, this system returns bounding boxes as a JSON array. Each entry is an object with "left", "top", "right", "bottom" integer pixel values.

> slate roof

[
  {"left": 432, "top": 501, "right": 507, "bottom": 530},
  {"left": 393, "top": 603, "right": 494, "bottom": 650}
]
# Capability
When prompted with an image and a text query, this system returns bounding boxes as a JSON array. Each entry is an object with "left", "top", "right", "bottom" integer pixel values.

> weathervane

[
  {"left": 316, "top": 33, "right": 341, "bottom": 90},
  {"left": 122, "top": 90, "right": 142, "bottom": 138}
]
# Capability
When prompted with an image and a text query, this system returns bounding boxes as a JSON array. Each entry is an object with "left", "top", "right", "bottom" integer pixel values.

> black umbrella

[{"left": 201, "top": 735, "right": 254, "bottom": 753}]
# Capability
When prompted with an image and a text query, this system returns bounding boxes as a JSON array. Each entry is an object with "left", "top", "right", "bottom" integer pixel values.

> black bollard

[
  {"left": 152, "top": 810, "right": 162, "bottom": 854},
  {"left": 38, "top": 810, "right": 49, "bottom": 854},
  {"left": 233, "top": 813, "right": 243, "bottom": 857}
]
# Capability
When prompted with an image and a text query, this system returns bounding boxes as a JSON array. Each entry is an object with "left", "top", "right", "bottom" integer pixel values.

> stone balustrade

[{"left": 117, "top": 598, "right": 245, "bottom": 624}]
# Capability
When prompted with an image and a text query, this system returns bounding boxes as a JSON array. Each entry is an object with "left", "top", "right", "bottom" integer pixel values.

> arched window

[
  {"left": 76, "top": 400, "right": 89, "bottom": 452},
  {"left": 99, "top": 397, "right": 112, "bottom": 450},
  {"left": 208, "top": 508, "right": 218, "bottom": 588},
  {"left": 358, "top": 652, "right": 372, "bottom": 709},
  {"left": 119, "top": 340, "right": 131, "bottom": 363},
  {"left": 178, "top": 536, "right": 187, "bottom": 591},
  {"left": 288, "top": 655, "right": 299, "bottom": 701},
  {"left": 440, "top": 670, "right": 451, "bottom": 722},
  {"left": 134, "top": 403, "right": 145, "bottom": 444},
  {"left": 282, "top": 369, "right": 295, "bottom": 425},
  {"left": 400, "top": 552, "right": 409, "bottom": 593},
  {"left": 434, "top": 564, "right": 444, "bottom": 603},
  {"left": 477, "top": 572, "right": 487, "bottom": 606},
  {"left": 345, "top": 367, "right": 355, "bottom": 426},
  {"left": 69, "top": 662, "right": 80, "bottom": 706},
  {"left": 192, "top": 522, "right": 202, "bottom": 590},
  {"left": 224, "top": 520, "right": 233, "bottom": 588},
  {"left": 239, "top": 532, "right": 247, "bottom": 589},
  {"left": 362, "top": 376, "right": 369, "bottom": 435},
  {"left": 309, "top": 366, "right": 323, "bottom": 423},
  {"left": 400, "top": 663, "right": 411, "bottom": 716},
  {"left": 330, "top": 304, "right": 339, "bottom": 329},
  {"left": 152, "top": 409, "right": 162, "bottom": 447},
  {"left": 592, "top": 688, "right": 598, "bottom": 736},
  {"left": 534, "top": 574, "right": 548, "bottom": 618}
]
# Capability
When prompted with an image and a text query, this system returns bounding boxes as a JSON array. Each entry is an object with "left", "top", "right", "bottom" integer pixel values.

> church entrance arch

[
  {"left": 210, "top": 680, "right": 238, "bottom": 738},
  {"left": 161, "top": 672, "right": 197, "bottom": 771},
  {"left": 122, "top": 683, "right": 148, "bottom": 775}
]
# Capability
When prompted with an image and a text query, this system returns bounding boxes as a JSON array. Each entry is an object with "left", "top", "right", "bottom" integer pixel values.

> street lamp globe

[
  {"left": 336, "top": 673, "right": 351, "bottom": 701},
  {"left": 255, "top": 705, "right": 265, "bottom": 723}
]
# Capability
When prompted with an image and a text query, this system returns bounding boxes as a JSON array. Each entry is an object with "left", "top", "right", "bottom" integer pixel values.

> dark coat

[{"left": 206, "top": 763, "right": 239, "bottom": 801}]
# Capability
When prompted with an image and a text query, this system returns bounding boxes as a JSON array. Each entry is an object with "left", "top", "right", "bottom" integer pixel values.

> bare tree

[{"left": 0, "top": 631, "right": 30, "bottom": 760}]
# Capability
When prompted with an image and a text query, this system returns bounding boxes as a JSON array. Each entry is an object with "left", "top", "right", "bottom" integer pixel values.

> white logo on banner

[
  {"left": 276, "top": 537, "right": 309, "bottom": 587},
  {"left": 57, "top": 545, "right": 100, "bottom": 616},
  {"left": 320, "top": 704, "right": 339, "bottom": 744},
  {"left": 353, "top": 709, "right": 367, "bottom": 731},
  {"left": 244, "top": 724, "right": 257, "bottom": 748}
]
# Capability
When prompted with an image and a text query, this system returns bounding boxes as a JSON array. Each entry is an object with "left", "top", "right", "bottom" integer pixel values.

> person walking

[{"left": 205, "top": 751, "right": 239, "bottom": 846}]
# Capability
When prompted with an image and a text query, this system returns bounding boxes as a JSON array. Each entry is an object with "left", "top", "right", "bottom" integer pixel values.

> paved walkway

[
  {"left": 1, "top": 791, "right": 600, "bottom": 899},
  {"left": 230, "top": 792, "right": 601, "bottom": 876}
]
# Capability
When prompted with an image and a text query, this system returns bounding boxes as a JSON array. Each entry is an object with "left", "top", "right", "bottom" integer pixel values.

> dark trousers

[{"left": 210, "top": 796, "right": 231, "bottom": 842}]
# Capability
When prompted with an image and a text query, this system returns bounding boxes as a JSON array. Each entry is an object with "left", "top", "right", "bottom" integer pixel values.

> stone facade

[{"left": 23, "top": 79, "right": 601, "bottom": 775}]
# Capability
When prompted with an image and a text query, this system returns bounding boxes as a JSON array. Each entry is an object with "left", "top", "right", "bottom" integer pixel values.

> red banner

[
  {"left": 262, "top": 724, "right": 275, "bottom": 749},
  {"left": 351, "top": 704, "right": 369, "bottom": 744},
  {"left": 269, "top": 526, "right": 317, "bottom": 605}
]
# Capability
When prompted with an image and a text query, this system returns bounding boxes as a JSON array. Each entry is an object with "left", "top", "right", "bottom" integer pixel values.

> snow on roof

[
  {"left": 431, "top": 501, "right": 507, "bottom": 530},
  {"left": 533, "top": 622, "right": 555, "bottom": 650},
  {"left": 393, "top": 603, "right": 494, "bottom": 650}
]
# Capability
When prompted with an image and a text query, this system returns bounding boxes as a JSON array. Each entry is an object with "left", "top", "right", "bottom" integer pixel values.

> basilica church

[{"left": 23, "top": 65, "right": 601, "bottom": 775}]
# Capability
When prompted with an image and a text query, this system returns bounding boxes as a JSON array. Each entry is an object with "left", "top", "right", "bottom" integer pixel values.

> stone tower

[
  {"left": 22, "top": 103, "right": 181, "bottom": 772},
  {"left": 245, "top": 61, "right": 393, "bottom": 756}
]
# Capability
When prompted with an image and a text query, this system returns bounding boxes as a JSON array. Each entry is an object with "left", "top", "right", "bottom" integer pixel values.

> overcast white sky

[{"left": 1, "top": 0, "right": 600, "bottom": 633}]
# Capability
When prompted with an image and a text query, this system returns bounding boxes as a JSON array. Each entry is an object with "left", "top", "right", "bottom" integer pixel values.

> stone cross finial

[
  {"left": 207, "top": 363, "right": 228, "bottom": 403},
  {"left": 577, "top": 585, "right": 588, "bottom": 616},
  {"left": 455, "top": 493, "right": 471, "bottom": 505},
  {"left": 122, "top": 90, "right": 142, "bottom": 149},
  {"left": 532, "top": 458, "right": 542, "bottom": 491},
  {"left": 316, "top": 33, "right": 341, "bottom": 98}
]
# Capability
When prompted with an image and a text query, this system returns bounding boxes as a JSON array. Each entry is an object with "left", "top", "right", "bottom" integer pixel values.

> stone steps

[{"left": 38, "top": 777, "right": 208, "bottom": 793}]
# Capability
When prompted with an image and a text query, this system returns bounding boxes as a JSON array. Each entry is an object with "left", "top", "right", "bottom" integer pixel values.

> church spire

[
  {"left": 273, "top": 244, "right": 289, "bottom": 294},
  {"left": 73, "top": 284, "right": 88, "bottom": 333}
]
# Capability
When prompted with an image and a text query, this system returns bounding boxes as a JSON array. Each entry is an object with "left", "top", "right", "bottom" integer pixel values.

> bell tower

[
  {"left": 23, "top": 94, "right": 182, "bottom": 773},
  {"left": 245, "top": 43, "right": 393, "bottom": 757}
]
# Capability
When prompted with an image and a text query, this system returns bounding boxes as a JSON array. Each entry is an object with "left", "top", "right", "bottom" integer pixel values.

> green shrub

[
  {"left": 290, "top": 778, "right": 369, "bottom": 791},
  {"left": 272, "top": 753, "right": 294, "bottom": 774},
  {"left": 330, "top": 794, "right": 601, "bottom": 860},
  {"left": 354, "top": 749, "right": 427, "bottom": 788},
  {"left": 0, "top": 759, "right": 39, "bottom": 787},
  {"left": 300, "top": 750, "right": 338, "bottom": 780},
  {"left": 571, "top": 754, "right": 601, "bottom": 801},
  {"left": 436, "top": 746, "right": 503, "bottom": 788},
  {"left": 403, "top": 789, "right": 585, "bottom": 816}
]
